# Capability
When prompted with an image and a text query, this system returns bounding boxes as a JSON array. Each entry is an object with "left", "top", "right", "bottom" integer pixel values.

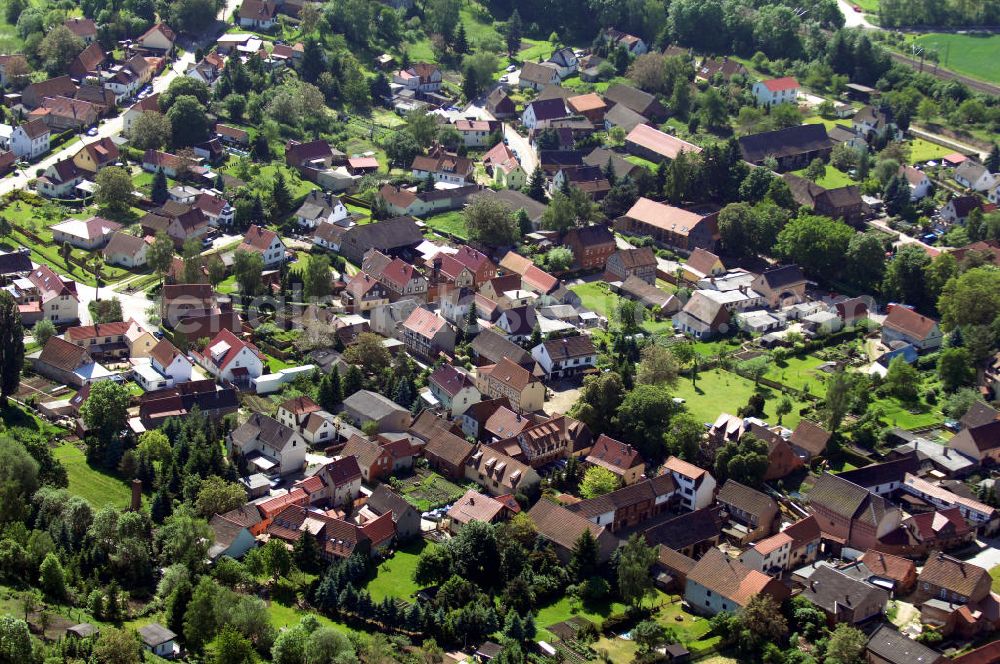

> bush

[{"left": 601, "top": 612, "right": 632, "bottom": 636}]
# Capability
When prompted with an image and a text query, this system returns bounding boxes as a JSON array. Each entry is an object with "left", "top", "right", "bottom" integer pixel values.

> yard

[
  {"left": 803, "top": 115, "right": 851, "bottom": 131},
  {"left": 906, "top": 33, "right": 1000, "bottom": 85},
  {"left": 535, "top": 595, "right": 628, "bottom": 641},
  {"left": 908, "top": 137, "right": 952, "bottom": 163},
  {"left": 790, "top": 165, "right": 855, "bottom": 189},
  {"left": 672, "top": 368, "right": 812, "bottom": 429},
  {"left": 422, "top": 210, "right": 469, "bottom": 240},
  {"left": 53, "top": 442, "right": 135, "bottom": 509},
  {"left": 764, "top": 354, "right": 829, "bottom": 397},
  {"left": 873, "top": 395, "right": 943, "bottom": 430},
  {"left": 364, "top": 540, "right": 426, "bottom": 603},
  {"left": 395, "top": 468, "right": 469, "bottom": 511},
  {"left": 569, "top": 282, "right": 675, "bottom": 335},
  {"left": 990, "top": 565, "right": 1000, "bottom": 592}
]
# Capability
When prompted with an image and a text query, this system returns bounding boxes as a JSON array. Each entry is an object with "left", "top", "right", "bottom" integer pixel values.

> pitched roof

[
  {"left": 686, "top": 547, "right": 779, "bottom": 608},
  {"left": 603, "top": 103, "right": 648, "bottom": 131},
  {"left": 679, "top": 291, "right": 730, "bottom": 327},
  {"left": 566, "top": 476, "right": 675, "bottom": 519},
  {"left": 200, "top": 328, "right": 264, "bottom": 372},
  {"left": 18, "top": 118, "right": 50, "bottom": 139},
  {"left": 341, "top": 435, "right": 387, "bottom": 470},
  {"left": 231, "top": 413, "right": 299, "bottom": 452},
  {"left": 366, "top": 485, "right": 416, "bottom": 521},
  {"left": 319, "top": 454, "right": 363, "bottom": 486},
  {"left": 716, "top": 480, "right": 777, "bottom": 521},
  {"left": 429, "top": 364, "right": 475, "bottom": 397},
  {"left": 586, "top": 434, "right": 643, "bottom": 474},
  {"left": 447, "top": 489, "right": 505, "bottom": 524},
  {"left": 625, "top": 124, "right": 701, "bottom": 160},
  {"left": 800, "top": 564, "right": 888, "bottom": 614},
  {"left": 866, "top": 624, "right": 944, "bottom": 664},
  {"left": 685, "top": 248, "right": 722, "bottom": 275},
  {"left": 520, "top": 61, "right": 560, "bottom": 85},
  {"left": 539, "top": 335, "right": 596, "bottom": 361},
  {"left": 525, "top": 98, "right": 569, "bottom": 122},
  {"left": 610, "top": 246, "right": 657, "bottom": 270},
  {"left": 402, "top": 306, "right": 448, "bottom": 340},
  {"left": 604, "top": 83, "right": 661, "bottom": 115},
  {"left": 39, "top": 336, "right": 90, "bottom": 371},
  {"left": 789, "top": 420, "right": 831, "bottom": 456},
  {"left": 50, "top": 216, "right": 121, "bottom": 241},
  {"left": 760, "top": 76, "right": 799, "bottom": 92},
  {"left": 884, "top": 305, "right": 939, "bottom": 342},
  {"left": 484, "top": 357, "right": 536, "bottom": 392},
  {"left": 623, "top": 198, "right": 710, "bottom": 237},
  {"left": 343, "top": 390, "right": 408, "bottom": 422},
  {"left": 738, "top": 123, "right": 831, "bottom": 163},
  {"left": 859, "top": 550, "right": 916, "bottom": 585},
  {"left": 64, "top": 17, "right": 97, "bottom": 37},
  {"left": 240, "top": 224, "right": 280, "bottom": 252},
  {"left": 65, "top": 320, "right": 133, "bottom": 342},
  {"left": 527, "top": 498, "right": 616, "bottom": 556},
  {"left": 808, "top": 473, "right": 874, "bottom": 520},
  {"left": 470, "top": 329, "right": 533, "bottom": 366},
  {"left": 644, "top": 506, "right": 724, "bottom": 550},
  {"left": 918, "top": 552, "right": 991, "bottom": 600},
  {"left": 424, "top": 429, "right": 475, "bottom": 467}
]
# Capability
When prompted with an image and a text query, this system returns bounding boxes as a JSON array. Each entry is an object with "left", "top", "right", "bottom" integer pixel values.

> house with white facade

[
  {"left": 194, "top": 329, "right": 266, "bottom": 386},
  {"left": 10, "top": 119, "right": 50, "bottom": 160},
  {"left": 228, "top": 412, "right": 307, "bottom": 477},
  {"left": 752, "top": 77, "right": 800, "bottom": 107},
  {"left": 428, "top": 363, "right": 481, "bottom": 418},
  {"left": 27, "top": 265, "right": 79, "bottom": 324},
  {"left": 238, "top": 224, "right": 286, "bottom": 267},
  {"left": 899, "top": 165, "right": 932, "bottom": 200},
  {"left": 954, "top": 161, "right": 996, "bottom": 192},
  {"left": 133, "top": 339, "right": 193, "bottom": 391},
  {"left": 662, "top": 456, "right": 716, "bottom": 511},
  {"left": 531, "top": 335, "right": 598, "bottom": 380}
]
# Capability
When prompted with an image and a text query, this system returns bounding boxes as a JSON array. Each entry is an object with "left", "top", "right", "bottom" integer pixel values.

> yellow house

[
  {"left": 125, "top": 320, "right": 159, "bottom": 358},
  {"left": 73, "top": 137, "right": 120, "bottom": 174},
  {"left": 483, "top": 143, "right": 527, "bottom": 191},
  {"left": 476, "top": 357, "right": 545, "bottom": 413}
]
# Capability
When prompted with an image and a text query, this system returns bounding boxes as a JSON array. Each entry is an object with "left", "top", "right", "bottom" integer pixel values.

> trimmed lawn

[
  {"left": 423, "top": 210, "right": 469, "bottom": 240},
  {"left": 569, "top": 282, "right": 674, "bottom": 335},
  {"left": 625, "top": 155, "right": 659, "bottom": 171},
  {"left": 263, "top": 352, "right": 294, "bottom": 372},
  {"left": 790, "top": 165, "right": 855, "bottom": 189},
  {"left": 266, "top": 599, "right": 358, "bottom": 635},
  {"left": 535, "top": 595, "right": 628, "bottom": 640},
  {"left": 804, "top": 115, "right": 851, "bottom": 131},
  {"left": 365, "top": 540, "right": 426, "bottom": 602},
  {"left": 691, "top": 338, "right": 742, "bottom": 358},
  {"left": 874, "top": 396, "right": 943, "bottom": 430},
  {"left": 673, "top": 368, "right": 812, "bottom": 429},
  {"left": 908, "top": 137, "right": 952, "bottom": 163},
  {"left": 907, "top": 33, "right": 1000, "bottom": 85},
  {"left": 765, "top": 354, "right": 828, "bottom": 397},
  {"left": 990, "top": 565, "right": 1000, "bottom": 592},
  {"left": 53, "top": 442, "right": 134, "bottom": 509}
]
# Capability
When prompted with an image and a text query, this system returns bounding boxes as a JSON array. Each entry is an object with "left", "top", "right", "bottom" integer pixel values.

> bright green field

[
  {"left": 765, "top": 354, "right": 829, "bottom": 397},
  {"left": 804, "top": 116, "right": 851, "bottom": 131},
  {"left": 908, "top": 137, "right": 952, "bottom": 162},
  {"left": 535, "top": 595, "right": 628, "bottom": 641},
  {"left": 672, "top": 368, "right": 812, "bottom": 428},
  {"left": 53, "top": 442, "right": 134, "bottom": 509},
  {"left": 569, "top": 282, "right": 675, "bottom": 335},
  {"left": 422, "top": 210, "right": 469, "bottom": 240},
  {"left": 790, "top": 165, "right": 855, "bottom": 189},
  {"left": 364, "top": 540, "right": 426, "bottom": 603},
  {"left": 908, "top": 33, "right": 1000, "bottom": 85}
]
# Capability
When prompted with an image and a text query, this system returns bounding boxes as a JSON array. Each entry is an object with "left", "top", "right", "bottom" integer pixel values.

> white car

[{"left": 506, "top": 64, "right": 517, "bottom": 72}]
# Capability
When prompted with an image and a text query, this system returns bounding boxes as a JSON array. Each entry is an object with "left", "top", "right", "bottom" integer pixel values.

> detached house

[
  {"left": 685, "top": 548, "right": 788, "bottom": 615},
  {"left": 853, "top": 105, "right": 900, "bottom": 142},
  {"left": 605, "top": 247, "right": 657, "bottom": 284},
  {"left": 401, "top": 307, "right": 456, "bottom": 360},
  {"left": 528, "top": 499, "right": 618, "bottom": 564},
  {"left": 662, "top": 456, "right": 716, "bottom": 511},
  {"left": 518, "top": 61, "right": 560, "bottom": 91},
  {"left": 27, "top": 265, "right": 79, "bottom": 324},
  {"left": 751, "top": 265, "right": 808, "bottom": 308},
  {"left": 563, "top": 224, "right": 616, "bottom": 270},
  {"left": 752, "top": 77, "right": 800, "bottom": 107},
  {"left": 229, "top": 413, "right": 307, "bottom": 477},
  {"left": 429, "top": 364, "right": 481, "bottom": 418},
  {"left": 237, "top": 0, "right": 278, "bottom": 29},
  {"left": 900, "top": 165, "right": 932, "bottom": 200},
  {"left": 11, "top": 119, "right": 50, "bottom": 160},
  {"left": 531, "top": 335, "right": 597, "bottom": 380},
  {"left": 103, "top": 232, "right": 148, "bottom": 268},
  {"left": 194, "top": 329, "right": 266, "bottom": 386},
  {"left": 50, "top": 216, "right": 121, "bottom": 250},
  {"left": 882, "top": 305, "right": 943, "bottom": 352},
  {"left": 954, "top": 161, "right": 996, "bottom": 192},
  {"left": 603, "top": 28, "right": 648, "bottom": 56},
  {"left": 673, "top": 291, "right": 731, "bottom": 340},
  {"left": 137, "top": 23, "right": 176, "bottom": 53},
  {"left": 392, "top": 63, "right": 442, "bottom": 93},
  {"left": 411, "top": 145, "right": 474, "bottom": 184},
  {"left": 134, "top": 339, "right": 193, "bottom": 391},
  {"left": 238, "top": 224, "right": 286, "bottom": 267},
  {"left": 64, "top": 17, "right": 97, "bottom": 43},
  {"left": 800, "top": 564, "right": 889, "bottom": 625}
]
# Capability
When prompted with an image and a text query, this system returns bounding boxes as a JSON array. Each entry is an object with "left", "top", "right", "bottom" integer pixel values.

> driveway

[
  {"left": 77, "top": 281, "right": 156, "bottom": 328},
  {"left": 543, "top": 380, "right": 582, "bottom": 416},
  {"left": 503, "top": 123, "right": 538, "bottom": 177}
]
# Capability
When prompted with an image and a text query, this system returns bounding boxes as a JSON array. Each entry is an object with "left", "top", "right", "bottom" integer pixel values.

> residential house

[
  {"left": 738, "top": 123, "right": 833, "bottom": 172},
  {"left": 429, "top": 364, "right": 481, "bottom": 418},
  {"left": 567, "top": 93, "right": 607, "bottom": 125},
  {"left": 296, "top": 191, "right": 350, "bottom": 229},
  {"left": 123, "top": 94, "right": 161, "bottom": 134},
  {"left": 237, "top": 0, "right": 278, "bottom": 29},
  {"left": 521, "top": 98, "right": 569, "bottom": 130},
  {"left": 949, "top": 420, "right": 1000, "bottom": 466},
  {"left": 562, "top": 224, "right": 615, "bottom": 270},
  {"left": 716, "top": 480, "right": 779, "bottom": 542},
  {"left": 789, "top": 420, "right": 832, "bottom": 460},
  {"left": 696, "top": 56, "right": 747, "bottom": 83},
  {"left": 30, "top": 95, "right": 98, "bottom": 132},
  {"left": 424, "top": 428, "right": 475, "bottom": 479},
  {"left": 194, "top": 329, "right": 266, "bottom": 386},
  {"left": 605, "top": 247, "right": 657, "bottom": 284},
  {"left": 73, "top": 136, "right": 120, "bottom": 174},
  {"left": 138, "top": 625, "right": 177, "bottom": 659},
  {"left": 138, "top": 379, "right": 239, "bottom": 428},
  {"left": 342, "top": 390, "right": 411, "bottom": 433},
  {"left": 940, "top": 195, "right": 986, "bottom": 224},
  {"left": 482, "top": 142, "right": 526, "bottom": 189},
  {"left": 531, "top": 335, "right": 597, "bottom": 379},
  {"left": 454, "top": 119, "right": 493, "bottom": 148},
  {"left": 68, "top": 43, "right": 105, "bottom": 80},
  {"left": 401, "top": 307, "right": 456, "bottom": 360},
  {"left": 684, "top": 547, "right": 788, "bottom": 615},
  {"left": 518, "top": 61, "right": 561, "bottom": 91},
  {"left": 411, "top": 145, "right": 474, "bottom": 185},
  {"left": 866, "top": 624, "right": 945, "bottom": 664},
  {"left": 229, "top": 413, "right": 307, "bottom": 477},
  {"left": 853, "top": 105, "right": 900, "bottom": 142},
  {"left": 27, "top": 265, "right": 79, "bottom": 324},
  {"left": 604, "top": 83, "right": 667, "bottom": 121},
  {"left": 343, "top": 273, "right": 390, "bottom": 313},
  {"left": 900, "top": 165, "right": 932, "bottom": 200},
  {"left": 285, "top": 139, "right": 339, "bottom": 169},
  {"left": 136, "top": 23, "right": 175, "bottom": 53},
  {"left": 784, "top": 173, "right": 866, "bottom": 227},
  {"left": 747, "top": 265, "right": 807, "bottom": 309},
  {"left": 546, "top": 47, "right": 579, "bottom": 78},
  {"left": 216, "top": 124, "right": 249, "bottom": 146},
  {"left": 603, "top": 103, "right": 648, "bottom": 133},
  {"left": 378, "top": 183, "right": 484, "bottom": 217},
  {"left": 10, "top": 119, "right": 50, "bottom": 159},
  {"left": 954, "top": 161, "right": 996, "bottom": 192},
  {"left": 673, "top": 291, "right": 731, "bottom": 339},
  {"left": 739, "top": 531, "right": 793, "bottom": 574},
  {"left": 469, "top": 329, "right": 534, "bottom": 368},
  {"left": 134, "top": 338, "right": 193, "bottom": 391},
  {"left": 209, "top": 510, "right": 260, "bottom": 560},
  {"left": 860, "top": 550, "right": 918, "bottom": 595},
  {"left": 644, "top": 506, "right": 724, "bottom": 558},
  {"left": 486, "top": 88, "right": 516, "bottom": 118},
  {"left": 64, "top": 17, "right": 97, "bottom": 43},
  {"left": 392, "top": 63, "right": 442, "bottom": 93},
  {"left": 662, "top": 456, "right": 716, "bottom": 511},
  {"left": 615, "top": 198, "right": 719, "bottom": 252},
  {"left": 808, "top": 473, "right": 901, "bottom": 552},
  {"left": 585, "top": 434, "right": 645, "bottom": 485},
  {"left": 527, "top": 499, "right": 618, "bottom": 564},
  {"left": 50, "top": 216, "right": 120, "bottom": 250},
  {"left": 339, "top": 435, "right": 398, "bottom": 483},
  {"left": 35, "top": 158, "right": 84, "bottom": 198},
  {"left": 882, "top": 305, "right": 943, "bottom": 352},
  {"left": 238, "top": 224, "right": 286, "bottom": 267},
  {"left": 624, "top": 124, "right": 701, "bottom": 165},
  {"left": 365, "top": 485, "right": 421, "bottom": 541},
  {"left": 141, "top": 150, "right": 201, "bottom": 178},
  {"left": 447, "top": 490, "right": 509, "bottom": 532},
  {"left": 22, "top": 76, "right": 77, "bottom": 109},
  {"left": 603, "top": 28, "right": 648, "bottom": 55},
  {"left": 566, "top": 474, "right": 676, "bottom": 532},
  {"left": 800, "top": 564, "right": 889, "bottom": 625},
  {"left": 914, "top": 553, "right": 996, "bottom": 636},
  {"left": 551, "top": 165, "right": 611, "bottom": 200},
  {"left": 752, "top": 77, "right": 800, "bottom": 107},
  {"left": 465, "top": 444, "right": 540, "bottom": 496},
  {"left": 476, "top": 357, "right": 545, "bottom": 413}
]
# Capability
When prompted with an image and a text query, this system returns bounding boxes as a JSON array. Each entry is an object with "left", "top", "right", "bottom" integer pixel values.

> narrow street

[
  {"left": 836, "top": 0, "right": 877, "bottom": 29},
  {"left": 503, "top": 122, "right": 538, "bottom": 178}
]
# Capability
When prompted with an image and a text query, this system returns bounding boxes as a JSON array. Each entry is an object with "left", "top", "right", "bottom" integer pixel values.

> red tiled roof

[{"left": 761, "top": 76, "right": 800, "bottom": 92}]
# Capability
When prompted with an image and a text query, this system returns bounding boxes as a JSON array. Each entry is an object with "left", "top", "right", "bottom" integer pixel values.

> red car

[{"left": 853, "top": 4, "right": 862, "bottom": 11}]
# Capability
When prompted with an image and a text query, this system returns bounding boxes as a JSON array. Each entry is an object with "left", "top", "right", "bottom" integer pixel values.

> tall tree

[
  {"left": 151, "top": 168, "right": 169, "bottom": 205},
  {"left": 147, "top": 232, "right": 175, "bottom": 286},
  {"left": 617, "top": 534, "right": 656, "bottom": 608},
  {"left": 568, "top": 529, "right": 598, "bottom": 581},
  {"left": 0, "top": 291, "right": 24, "bottom": 406}
]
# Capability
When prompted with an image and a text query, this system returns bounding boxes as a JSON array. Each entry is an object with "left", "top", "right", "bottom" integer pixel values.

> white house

[
  {"left": 662, "top": 456, "right": 716, "bottom": 511},
  {"left": 899, "top": 165, "right": 931, "bottom": 200},
  {"left": 27, "top": 265, "right": 79, "bottom": 324},
  {"left": 521, "top": 98, "right": 569, "bottom": 130},
  {"left": 752, "top": 77, "right": 800, "bottom": 107},
  {"left": 238, "top": 224, "right": 286, "bottom": 267},
  {"left": 228, "top": 412, "right": 307, "bottom": 477},
  {"left": 604, "top": 28, "right": 648, "bottom": 56},
  {"left": 428, "top": 364, "right": 481, "bottom": 418},
  {"left": 136, "top": 23, "right": 176, "bottom": 53},
  {"left": 10, "top": 119, "right": 50, "bottom": 160},
  {"left": 392, "top": 63, "right": 442, "bottom": 93},
  {"left": 546, "top": 47, "right": 579, "bottom": 79},
  {"left": 531, "top": 336, "right": 598, "bottom": 380},
  {"left": 295, "top": 191, "right": 350, "bottom": 228},
  {"left": 50, "top": 216, "right": 121, "bottom": 250},
  {"left": 739, "top": 532, "right": 792, "bottom": 573},
  {"left": 138, "top": 624, "right": 177, "bottom": 659},
  {"left": 454, "top": 119, "right": 493, "bottom": 148},
  {"left": 954, "top": 161, "right": 996, "bottom": 192},
  {"left": 143, "top": 339, "right": 193, "bottom": 389},
  {"left": 195, "top": 329, "right": 266, "bottom": 385}
]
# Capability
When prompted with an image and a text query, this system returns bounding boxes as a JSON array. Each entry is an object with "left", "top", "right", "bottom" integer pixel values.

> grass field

[
  {"left": 365, "top": 540, "right": 426, "bottom": 602},
  {"left": 53, "top": 442, "right": 134, "bottom": 509},
  {"left": 765, "top": 354, "right": 828, "bottom": 396},
  {"left": 422, "top": 210, "right": 469, "bottom": 240},
  {"left": 907, "top": 33, "right": 1000, "bottom": 85},
  {"left": 673, "top": 368, "right": 812, "bottom": 428},
  {"left": 790, "top": 165, "right": 855, "bottom": 189},
  {"left": 804, "top": 115, "right": 852, "bottom": 131},
  {"left": 874, "top": 396, "right": 943, "bottom": 430},
  {"left": 569, "top": 282, "right": 675, "bottom": 335},
  {"left": 990, "top": 565, "right": 1000, "bottom": 592},
  {"left": 535, "top": 595, "right": 628, "bottom": 641},
  {"left": 908, "top": 137, "right": 952, "bottom": 162}
]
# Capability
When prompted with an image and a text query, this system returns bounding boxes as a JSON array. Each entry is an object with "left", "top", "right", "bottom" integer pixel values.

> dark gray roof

[
  {"left": 526, "top": 98, "right": 569, "bottom": 122},
  {"left": 738, "top": 123, "right": 832, "bottom": 163},
  {"left": 604, "top": 83, "right": 662, "bottom": 117},
  {"left": 836, "top": 455, "right": 920, "bottom": 491},
  {"left": 584, "top": 148, "right": 638, "bottom": 177},
  {"left": 342, "top": 216, "right": 423, "bottom": 251},
  {"left": 231, "top": 413, "right": 299, "bottom": 452},
  {"left": 472, "top": 189, "right": 548, "bottom": 223},
  {"left": 0, "top": 249, "right": 32, "bottom": 275},
  {"left": 716, "top": 480, "right": 777, "bottom": 521},
  {"left": 343, "top": 389, "right": 408, "bottom": 421},
  {"left": 367, "top": 484, "right": 418, "bottom": 522},
  {"left": 800, "top": 564, "right": 888, "bottom": 616},
  {"left": 603, "top": 103, "right": 648, "bottom": 132},
  {"left": 138, "top": 623, "right": 176, "bottom": 647},
  {"left": 756, "top": 265, "right": 806, "bottom": 290},
  {"left": 866, "top": 624, "right": 943, "bottom": 664},
  {"left": 643, "top": 506, "right": 723, "bottom": 550}
]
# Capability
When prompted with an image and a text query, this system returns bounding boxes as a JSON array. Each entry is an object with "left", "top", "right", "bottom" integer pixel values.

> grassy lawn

[
  {"left": 874, "top": 396, "right": 943, "bottom": 430},
  {"left": 266, "top": 599, "right": 358, "bottom": 635},
  {"left": 906, "top": 33, "right": 1000, "bottom": 85},
  {"left": 765, "top": 354, "right": 828, "bottom": 397},
  {"left": 53, "top": 442, "right": 134, "bottom": 509},
  {"left": 422, "top": 209, "right": 468, "bottom": 240},
  {"left": 535, "top": 595, "right": 628, "bottom": 641},
  {"left": 625, "top": 155, "right": 659, "bottom": 171},
  {"left": 216, "top": 274, "right": 239, "bottom": 295},
  {"left": 691, "top": 338, "right": 742, "bottom": 358},
  {"left": 990, "top": 565, "right": 1000, "bottom": 592},
  {"left": 263, "top": 352, "right": 294, "bottom": 372},
  {"left": 365, "top": 540, "right": 426, "bottom": 603},
  {"left": 790, "top": 165, "right": 855, "bottom": 189},
  {"left": 853, "top": 0, "right": 879, "bottom": 13},
  {"left": 569, "top": 282, "right": 674, "bottom": 335},
  {"left": 673, "top": 368, "right": 812, "bottom": 428},
  {"left": 908, "top": 137, "right": 952, "bottom": 162},
  {"left": 804, "top": 115, "right": 851, "bottom": 131}
]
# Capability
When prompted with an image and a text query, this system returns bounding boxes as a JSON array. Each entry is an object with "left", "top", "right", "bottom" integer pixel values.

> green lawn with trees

[
  {"left": 52, "top": 442, "right": 134, "bottom": 509},
  {"left": 672, "top": 368, "right": 812, "bottom": 429}
]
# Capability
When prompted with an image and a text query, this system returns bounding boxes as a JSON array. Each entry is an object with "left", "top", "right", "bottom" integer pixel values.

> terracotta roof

[
  {"left": 484, "top": 406, "right": 532, "bottom": 439},
  {"left": 38, "top": 336, "right": 90, "bottom": 371},
  {"left": 149, "top": 339, "right": 184, "bottom": 369},
  {"left": 685, "top": 248, "right": 721, "bottom": 276},
  {"left": 485, "top": 357, "right": 536, "bottom": 393},
  {"left": 138, "top": 23, "right": 176, "bottom": 44},
  {"left": 341, "top": 435, "right": 387, "bottom": 470},
  {"left": 402, "top": 307, "right": 448, "bottom": 340},
  {"left": 567, "top": 93, "right": 606, "bottom": 114},
  {"left": 424, "top": 429, "right": 475, "bottom": 467},
  {"left": 687, "top": 547, "right": 780, "bottom": 608},
  {"left": 860, "top": 550, "right": 916, "bottom": 584},
  {"left": 64, "top": 17, "right": 97, "bottom": 37},
  {"left": 783, "top": 515, "right": 821, "bottom": 548},
  {"left": 65, "top": 320, "right": 132, "bottom": 342},
  {"left": 625, "top": 124, "right": 701, "bottom": 160},
  {"left": 200, "top": 328, "right": 265, "bottom": 372},
  {"left": 240, "top": 224, "right": 279, "bottom": 252},
  {"left": 499, "top": 251, "right": 533, "bottom": 275},
  {"left": 663, "top": 455, "right": 708, "bottom": 480},
  {"left": 586, "top": 434, "right": 643, "bottom": 474},
  {"left": 280, "top": 395, "right": 322, "bottom": 416},
  {"left": 19, "top": 118, "right": 50, "bottom": 139},
  {"left": 447, "top": 490, "right": 505, "bottom": 525},
  {"left": 761, "top": 76, "right": 800, "bottom": 92},
  {"left": 884, "top": 305, "right": 939, "bottom": 342},
  {"left": 623, "top": 198, "right": 709, "bottom": 237},
  {"left": 522, "top": 264, "right": 558, "bottom": 294}
]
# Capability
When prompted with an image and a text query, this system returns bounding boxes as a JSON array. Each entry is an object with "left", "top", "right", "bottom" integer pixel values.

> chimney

[{"left": 130, "top": 479, "right": 142, "bottom": 511}]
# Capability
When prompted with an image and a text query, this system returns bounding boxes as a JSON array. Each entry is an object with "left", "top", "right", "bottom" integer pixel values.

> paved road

[
  {"left": 837, "top": 0, "right": 877, "bottom": 29},
  {"left": 77, "top": 280, "right": 156, "bottom": 327},
  {"left": 502, "top": 122, "right": 538, "bottom": 177}
]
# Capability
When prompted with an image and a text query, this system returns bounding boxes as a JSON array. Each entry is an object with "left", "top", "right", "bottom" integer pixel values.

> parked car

[{"left": 85, "top": 127, "right": 98, "bottom": 136}]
